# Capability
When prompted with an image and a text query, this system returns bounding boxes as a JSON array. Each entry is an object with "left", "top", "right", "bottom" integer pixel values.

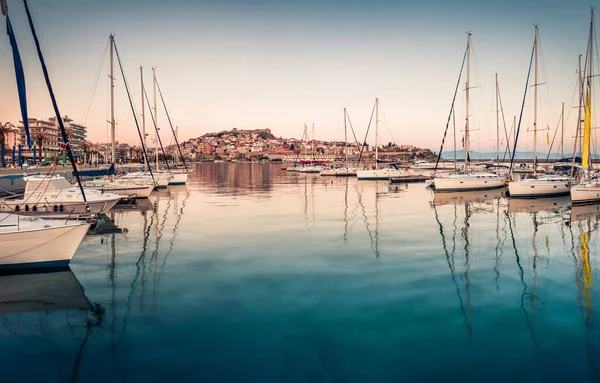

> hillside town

[{"left": 0, "top": 118, "right": 435, "bottom": 166}]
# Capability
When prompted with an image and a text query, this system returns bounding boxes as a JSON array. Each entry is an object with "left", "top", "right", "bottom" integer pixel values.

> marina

[{"left": 4, "top": 0, "right": 600, "bottom": 381}]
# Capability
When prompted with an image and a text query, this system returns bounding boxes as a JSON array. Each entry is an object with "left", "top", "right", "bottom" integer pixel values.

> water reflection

[
  {"left": 12, "top": 165, "right": 600, "bottom": 381},
  {"left": 571, "top": 203, "right": 600, "bottom": 223},
  {"left": 570, "top": 215, "right": 598, "bottom": 380},
  {"left": 189, "top": 163, "right": 281, "bottom": 195},
  {"left": 0, "top": 268, "right": 103, "bottom": 382}
]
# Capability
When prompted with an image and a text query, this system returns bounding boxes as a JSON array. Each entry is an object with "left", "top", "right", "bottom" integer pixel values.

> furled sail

[
  {"left": 5, "top": 15, "right": 31, "bottom": 148},
  {"left": 582, "top": 88, "right": 591, "bottom": 169}
]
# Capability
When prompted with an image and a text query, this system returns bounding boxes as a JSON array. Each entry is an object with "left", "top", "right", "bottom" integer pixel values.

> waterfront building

[{"left": 16, "top": 116, "right": 88, "bottom": 161}]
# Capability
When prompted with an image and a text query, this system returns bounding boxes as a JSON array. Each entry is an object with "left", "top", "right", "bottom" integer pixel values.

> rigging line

[
  {"left": 434, "top": 45, "right": 467, "bottom": 173},
  {"left": 497, "top": 81, "right": 512, "bottom": 161},
  {"left": 112, "top": 38, "right": 155, "bottom": 181},
  {"left": 377, "top": 101, "right": 397, "bottom": 146},
  {"left": 557, "top": 71, "right": 583, "bottom": 160},
  {"left": 545, "top": 107, "right": 569, "bottom": 162},
  {"left": 155, "top": 78, "right": 188, "bottom": 169},
  {"left": 469, "top": 40, "right": 488, "bottom": 142},
  {"left": 509, "top": 40, "right": 536, "bottom": 175},
  {"left": 143, "top": 86, "right": 171, "bottom": 171},
  {"left": 345, "top": 110, "right": 362, "bottom": 159},
  {"left": 81, "top": 39, "right": 109, "bottom": 126},
  {"left": 537, "top": 35, "right": 557, "bottom": 132},
  {"left": 22, "top": 0, "right": 88, "bottom": 205},
  {"left": 355, "top": 99, "right": 377, "bottom": 167}
]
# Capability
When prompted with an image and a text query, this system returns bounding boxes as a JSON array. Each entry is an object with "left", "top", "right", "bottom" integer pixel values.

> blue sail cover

[{"left": 6, "top": 15, "right": 31, "bottom": 148}]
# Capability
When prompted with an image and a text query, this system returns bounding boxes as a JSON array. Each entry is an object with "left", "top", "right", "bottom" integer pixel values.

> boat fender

[
  {"left": 15, "top": 205, "right": 19, "bottom": 212},
  {"left": 24, "top": 204, "right": 29, "bottom": 212},
  {"left": 32, "top": 205, "right": 37, "bottom": 212},
  {"left": 54, "top": 205, "right": 58, "bottom": 212},
  {"left": 59, "top": 204, "right": 64, "bottom": 212}
]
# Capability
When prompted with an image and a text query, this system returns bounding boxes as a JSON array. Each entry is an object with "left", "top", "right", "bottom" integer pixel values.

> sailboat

[
  {"left": 433, "top": 33, "right": 506, "bottom": 192},
  {"left": 507, "top": 26, "right": 571, "bottom": 198},
  {"left": 124, "top": 67, "right": 190, "bottom": 185},
  {"left": 0, "top": 1, "right": 91, "bottom": 268},
  {"left": 82, "top": 35, "right": 156, "bottom": 198},
  {"left": 321, "top": 108, "right": 357, "bottom": 176},
  {"left": 115, "top": 67, "right": 171, "bottom": 187},
  {"left": 154, "top": 71, "right": 190, "bottom": 185},
  {"left": 0, "top": 213, "right": 90, "bottom": 269},
  {"left": 571, "top": 10, "right": 600, "bottom": 205},
  {"left": 356, "top": 98, "right": 407, "bottom": 180},
  {"left": 0, "top": 174, "right": 121, "bottom": 216}
]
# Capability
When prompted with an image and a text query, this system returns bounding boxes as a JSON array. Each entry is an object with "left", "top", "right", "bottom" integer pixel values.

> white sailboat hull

[
  {"left": 168, "top": 172, "right": 187, "bottom": 185},
  {"left": 0, "top": 180, "right": 122, "bottom": 216},
  {"left": 0, "top": 198, "right": 119, "bottom": 216},
  {"left": 0, "top": 219, "right": 90, "bottom": 269},
  {"left": 508, "top": 178, "right": 571, "bottom": 198},
  {"left": 570, "top": 183, "right": 600, "bottom": 204},
  {"left": 98, "top": 184, "right": 154, "bottom": 198},
  {"left": 298, "top": 166, "right": 323, "bottom": 173},
  {"left": 433, "top": 175, "right": 506, "bottom": 192},
  {"left": 320, "top": 168, "right": 357, "bottom": 176},
  {"left": 82, "top": 180, "right": 155, "bottom": 198},
  {"left": 356, "top": 168, "right": 407, "bottom": 180},
  {"left": 119, "top": 172, "right": 170, "bottom": 188}
]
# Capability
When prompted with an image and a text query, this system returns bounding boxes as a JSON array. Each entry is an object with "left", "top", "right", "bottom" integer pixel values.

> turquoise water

[{"left": 1, "top": 163, "right": 600, "bottom": 382}]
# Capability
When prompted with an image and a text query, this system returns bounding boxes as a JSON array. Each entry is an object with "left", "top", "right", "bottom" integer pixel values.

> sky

[{"left": 0, "top": 0, "right": 598, "bottom": 153}]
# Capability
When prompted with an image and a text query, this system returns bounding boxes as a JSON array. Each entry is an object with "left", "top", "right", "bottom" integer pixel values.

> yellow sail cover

[{"left": 583, "top": 88, "right": 591, "bottom": 168}]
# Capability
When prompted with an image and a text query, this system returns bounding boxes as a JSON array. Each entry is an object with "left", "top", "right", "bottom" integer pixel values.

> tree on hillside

[{"left": 258, "top": 131, "right": 274, "bottom": 140}]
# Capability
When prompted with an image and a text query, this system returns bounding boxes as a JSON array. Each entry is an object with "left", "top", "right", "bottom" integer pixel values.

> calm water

[{"left": 2, "top": 163, "right": 600, "bottom": 382}]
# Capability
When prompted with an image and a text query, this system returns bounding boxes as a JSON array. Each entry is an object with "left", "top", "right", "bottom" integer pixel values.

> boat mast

[
  {"left": 153, "top": 67, "right": 158, "bottom": 170},
  {"left": 312, "top": 123, "right": 315, "bottom": 160},
  {"left": 513, "top": 116, "right": 516, "bottom": 149},
  {"left": 533, "top": 26, "right": 539, "bottom": 174},
  {"left": 375, "top": 97, "right": 379, "bottom": 166},
  {"left": 496, "top": 73, "right": 500, "bottom": 165},
  {"left": 465, "top": 33, "right": 471, "bottom": 173},
  {"left": 110, "top": 35, "right": 115, "bottom": 165},
  {"left": 140, "top": 66, "right": 146, "bottom": 168},
  {"left": 578, "top": 54, "right": 584, "bottom": 157},
  {"left": 344, "top": 107, "right": 348, "bottom": 165},
  {"left": 561, "top": 102, "right": 564, "bottom": 159},
  {"left": 589, "top": 8, "right": 594, "bottom": 170},
  {"left": 453, "top": 106, "right": 457, "bottom": 171}
]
